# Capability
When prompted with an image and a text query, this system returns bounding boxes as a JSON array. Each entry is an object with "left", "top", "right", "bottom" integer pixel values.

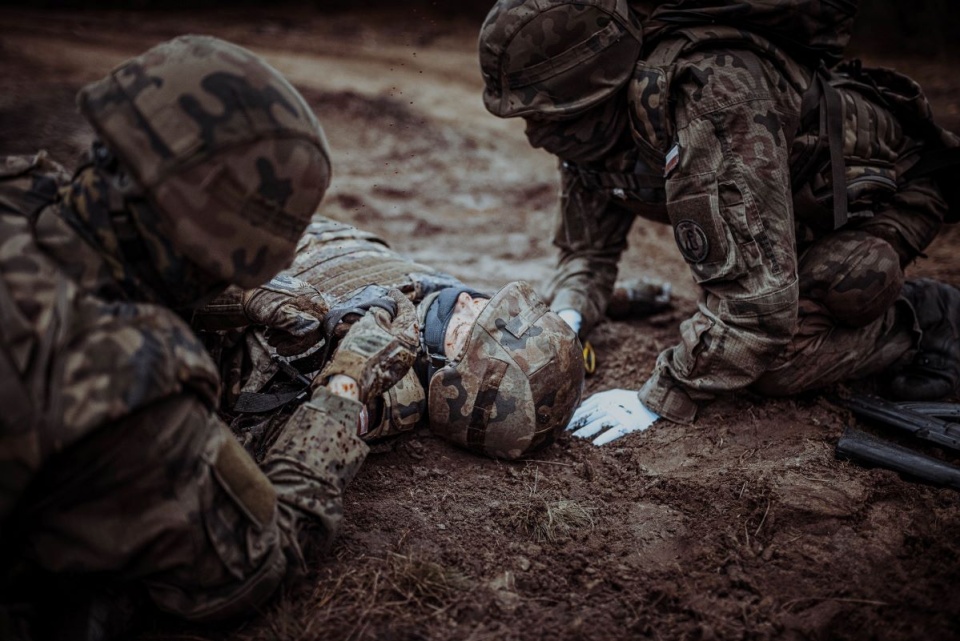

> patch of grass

[
  {"left": 508, "top": 497, "right": 596, "bottom": 543},
  {"left": 382, "top": 552, "right": 471, "bottom": 608},
  {"left": 238, "top": 552, "right": 472, "bottom": 641}
]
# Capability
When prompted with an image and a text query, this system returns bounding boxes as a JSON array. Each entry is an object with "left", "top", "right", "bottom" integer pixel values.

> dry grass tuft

[
  {"left": 161, "top": 551, "right": 475, "bottom": 641},
  {"left": 508, "top": 497, "right": 596, "bottom": 542},
  {"left": 501, "top": 469, "right": 596, "bottom": 543},
  {"left": 383, "top": 552, "right": 472, "bottom": 607},
  {"left": 257, "top": 552, "right": 471, "bottom": 641}
]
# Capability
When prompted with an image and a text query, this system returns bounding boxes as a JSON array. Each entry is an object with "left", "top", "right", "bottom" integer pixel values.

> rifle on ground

[{"left": 835, "top": 395, "right": 960, "bottom": 490}]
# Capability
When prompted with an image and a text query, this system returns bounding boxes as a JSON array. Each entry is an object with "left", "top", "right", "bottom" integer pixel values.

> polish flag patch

[{"left": 664, "top": 144, "right": 680, "bottom": 177}]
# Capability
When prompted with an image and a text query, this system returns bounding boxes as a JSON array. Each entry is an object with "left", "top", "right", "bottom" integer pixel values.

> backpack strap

[{"left": 815, "top": 64, "right": 850, "bottom": 230}]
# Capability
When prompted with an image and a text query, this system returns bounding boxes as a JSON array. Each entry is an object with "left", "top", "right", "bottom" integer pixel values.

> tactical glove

[
  {"left": 191, "top": 275, "right": 332, "bottom": 356},
  {"left": 566, "top": 388, "right": 660, "bottom": 445},
  {"left": 243, "top": 275, "right": 332, "bottom": 356},
  {"left": 318, "top": 288, "right": 419, "bottom": 404},
  {"left": 322, "top": 285, "right": 402, "bottom": 340}
]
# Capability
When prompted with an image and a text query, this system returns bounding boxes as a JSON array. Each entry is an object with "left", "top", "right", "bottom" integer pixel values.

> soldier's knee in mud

[{"left": 798, "top": 231, "right": 904, "bottom": 327}]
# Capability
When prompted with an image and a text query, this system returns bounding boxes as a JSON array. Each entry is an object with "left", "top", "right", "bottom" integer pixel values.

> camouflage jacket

[
  {"left": 207, "top": 216, "right": 466, "bottom": 443},
  {"left": 1, "top": 155, "right": 371, "bottom": 622},
  {"left": 548, "top": 27, "right": 935, "bottom": 422},
  {"left": 0, "top": 153, "right": 220, "bottom": 522}
]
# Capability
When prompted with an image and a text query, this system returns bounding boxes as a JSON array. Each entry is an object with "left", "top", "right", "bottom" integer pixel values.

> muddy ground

[{"left": 2, "top": 6, "right": 959, "bottom": 641}]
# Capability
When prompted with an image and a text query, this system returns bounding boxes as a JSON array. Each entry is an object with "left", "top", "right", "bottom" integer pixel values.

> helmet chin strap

[{"left": 416, "top": 286, "right": 486, "bottom": 386}]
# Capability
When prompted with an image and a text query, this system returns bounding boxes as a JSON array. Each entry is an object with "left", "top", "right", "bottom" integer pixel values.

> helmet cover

[
  {"left": 77, "top": 35, "right": 332, "bottom": 288},
  {"left": 479, "top": 0, "right": 643, "bottom": 119},
  {"left": 427, "top": 281, "right": 584, "bottom": 459}
]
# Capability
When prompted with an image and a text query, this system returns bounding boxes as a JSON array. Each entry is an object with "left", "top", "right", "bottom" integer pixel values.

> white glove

[
  {"left": 566, "top": 389, "right": 659, "bottom": 445},
  {"left": 556, "top": 308, "right": 583, "bottom": 335}
]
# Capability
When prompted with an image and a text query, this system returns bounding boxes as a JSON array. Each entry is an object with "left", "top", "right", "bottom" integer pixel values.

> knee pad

[{"left": 798, "top": 231, "right": 904, "bottom": 327}]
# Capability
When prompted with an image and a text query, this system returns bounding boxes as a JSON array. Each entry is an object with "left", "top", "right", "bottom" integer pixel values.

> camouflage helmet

[
  {"left": 479, "top": 0, "right": 643, "bottom": 119},
  {"left": 427, "top": 281, "right": 584, "bottom": 460},
  {"left": 77, "top": 35, "right": 331, "bottom": 289}
]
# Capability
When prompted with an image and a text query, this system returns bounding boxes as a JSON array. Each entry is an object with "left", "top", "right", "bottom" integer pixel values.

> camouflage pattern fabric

[
  {"left": 428, "top": 281, "right": 584, "bottom": 459},
  {"left": 480, "top": 0, "right": 644, "bottom": 119},
  {"left": 794, "top": 231, "right": 904, "bottom": 328},
  {"left": 209, "top": 217, "right": 584, "bottom": 459},
  {"left": 0, "top": 154, "right": 367, "bottom": 626},
  {"left": 291, "top": 216, "right": 465, "bottom": 301},
  {"left": 59, "top": 162, "right": 233, "bottom": 307},
  {"left": 1, "top": 36, "right": 355, "bottom": 630},
  {"left": 318, "top": 288, "right": 419, "bottom": 404},
  {"left": 480, "top": 4, "right": 953, "bottom": 423},
  {"left": 195, "top": 275, "right": 332, "bottom": 356},
  {"left": 633, "top": 36, "right": 944, "bottom": 422},
  {"left": 77, "top": 35, "right": 332, "bottom": 289},
  {"left": 205, "top": 215, "right": 465, "bottom": 432}
]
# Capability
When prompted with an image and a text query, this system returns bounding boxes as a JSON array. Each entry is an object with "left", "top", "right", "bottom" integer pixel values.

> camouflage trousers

[
  {"left": 2, "top": 389, "right": 366, "bottom": 631},
  {"left": 753, "top": 176, "right": 946, "bottom": 395}
]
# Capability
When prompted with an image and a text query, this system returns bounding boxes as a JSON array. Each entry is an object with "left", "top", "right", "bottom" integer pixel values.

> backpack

[
  {"left": 836, "top": 62, "right": 960, "bottom": 223},
  {"left": 638, "top": 0, "right": 859, "bottom": 66},
  {"left": 799, "top": 60, "right": 960, "bottom": 225},
  {"left": 635, "top": 2, "right": 959, "bottom": 226}
]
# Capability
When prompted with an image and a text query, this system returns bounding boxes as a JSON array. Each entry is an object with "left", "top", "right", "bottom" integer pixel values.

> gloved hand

[
  {"left": 566, "top": 388, "right": 659, "bottom": 445},
  {"left": 318, "top": 288, "right": 419, "bottom": 404},
  {"left": 242, "top": 274, "right": 331, "bottom": 356},
  {"left": 322, "top": 285, "right": 403, "bottom": 341},
  {"left": 556, "top": 308, "right": 583, "bottom": 335}
]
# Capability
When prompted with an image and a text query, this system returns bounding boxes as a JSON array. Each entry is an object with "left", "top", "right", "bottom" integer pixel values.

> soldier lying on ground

[
  {"left": 478, "top": 0, "right": 960, "bottom": 444},
  {"left": 191, "top": 215, "right": 586, "bottom": 462},
  {"left": 0, "top": 36, "right": 416, "bottom": 640}
]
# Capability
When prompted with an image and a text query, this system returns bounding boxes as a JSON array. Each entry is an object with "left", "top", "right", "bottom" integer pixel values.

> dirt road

[{"left": 2, "top": 7, "right": 959, "bottom": 640}]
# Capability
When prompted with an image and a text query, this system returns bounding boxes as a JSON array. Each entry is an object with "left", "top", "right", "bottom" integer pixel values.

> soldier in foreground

[
  {"left": 0, "top": 36, "right": 413, "bottom": 639},
  {"left": 194, "top": 215, "right": 585, "bottom": 462},
  {"left": 479, "top": 0, "right": 960, "bottom": 443}
]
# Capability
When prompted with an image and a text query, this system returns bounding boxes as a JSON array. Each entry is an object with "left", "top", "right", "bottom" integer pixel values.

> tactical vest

[
  {"left": 232, "top": 217, "right": 467, "bottom": 442},
  {"left": 291, "top": 217, "right": 464, "bottom": 301},
  {"left": 0, "top": 154, "right": 220, "bottom": 521}
]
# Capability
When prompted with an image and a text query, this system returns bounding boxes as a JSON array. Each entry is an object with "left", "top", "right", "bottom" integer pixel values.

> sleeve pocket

[{"left": 667, "top": 175, "right": 748, "bottom": 284}]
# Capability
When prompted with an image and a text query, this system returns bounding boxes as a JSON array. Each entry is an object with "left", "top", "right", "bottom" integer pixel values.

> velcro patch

[
  {"left": 668, "top": 194, "right": 725, "bottom": 265},
  {"left": 214, "top": 436, "right": 277, "bottom": 528},
  {"left": 674, "top": 220, "right": 710, "bottom": 263}
]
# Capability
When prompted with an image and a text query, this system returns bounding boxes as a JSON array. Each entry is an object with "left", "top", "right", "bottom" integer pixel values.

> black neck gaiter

[
  {"left": 523, "top": 95, "right": 629, "bottom": 165},
  {"left": 415, "top": 286, "right": 485, "bottom": 387}
]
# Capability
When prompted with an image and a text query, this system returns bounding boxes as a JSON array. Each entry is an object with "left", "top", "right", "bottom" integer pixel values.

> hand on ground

[{"left": 566, "top": 388, "right": 659, "bottom": 445}]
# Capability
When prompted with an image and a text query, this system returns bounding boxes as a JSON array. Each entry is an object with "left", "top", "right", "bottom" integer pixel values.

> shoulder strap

[{"left": 816, "top": 65, "right": 849, "bottom": 230}]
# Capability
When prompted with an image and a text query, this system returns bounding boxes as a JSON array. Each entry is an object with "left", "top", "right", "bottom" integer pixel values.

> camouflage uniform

[
  {"left": 480, "top": 0, "right": 958, "bottom": 423},
  {"left": 204, "top": 216, "right": 585, "bottom": 461},
  {"left": 206, "top": 216, "right": 462, "bottom": 439},
  {"left": 0, "top": 37, "right": 369, "bottom": 632}
]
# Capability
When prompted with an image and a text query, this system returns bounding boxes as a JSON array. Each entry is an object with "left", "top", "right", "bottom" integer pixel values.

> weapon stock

[
  {"left": 837, "top": 427, "right": 960, "bottom": 490},
  {"left": 838, "top": 394, "right": 960, "bottom": 453},
  {"left": 835, "top": 395, "right": 960, "bottom": 491}
]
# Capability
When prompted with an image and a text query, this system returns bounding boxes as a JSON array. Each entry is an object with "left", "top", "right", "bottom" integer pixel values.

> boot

[{"left": 889, "top": 279, "right": 960, "bottom": 400}]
